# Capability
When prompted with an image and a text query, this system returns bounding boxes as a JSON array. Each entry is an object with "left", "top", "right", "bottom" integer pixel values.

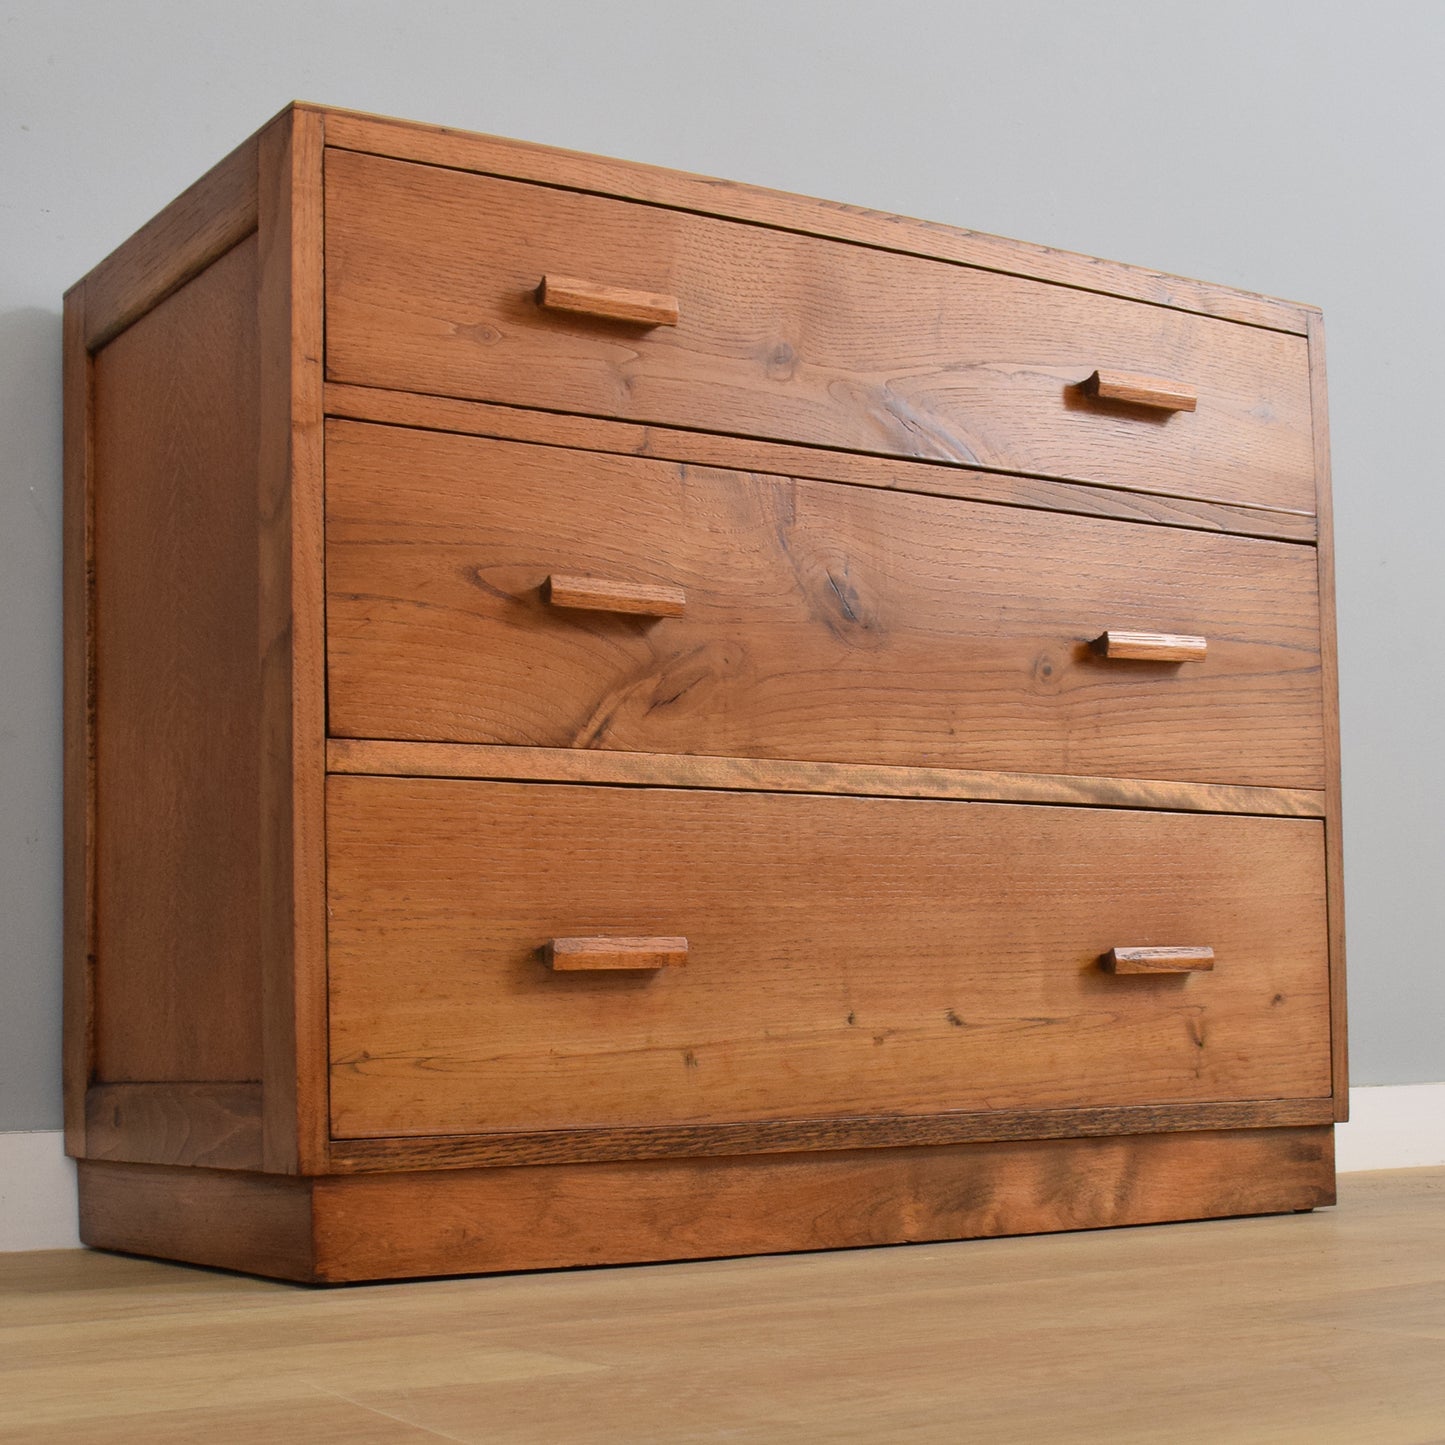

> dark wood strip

[
  {"left": 1308, "top": 313, "right": 1349, "bottom": 1121},
  {"left": 61, "top": 282, "right": 95, "bottom": 1156},
  {"left": 326, "top": 1100, "right": 1334, "bottom": 1172},
  {"left": 257, "top": 106, "right": 330, "bottom": 1175}
]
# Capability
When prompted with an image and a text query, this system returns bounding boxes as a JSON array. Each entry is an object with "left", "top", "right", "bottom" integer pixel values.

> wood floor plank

[
  {"left": 1, "top": 1169, "right": 1440, "bottom": 1443},
  {"left": 0, "top": 1399, "right": 442, "bottom": 1443}
]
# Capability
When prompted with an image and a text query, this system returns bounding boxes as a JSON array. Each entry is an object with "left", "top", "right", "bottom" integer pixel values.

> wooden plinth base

[{"left": 77, "top": 1126, "right": 1336, "bottom": 1284}]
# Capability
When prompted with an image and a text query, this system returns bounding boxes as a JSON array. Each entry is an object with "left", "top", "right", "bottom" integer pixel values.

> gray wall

[{"left": 3, "top": 0, "right": 1441, "bottom": 1131}]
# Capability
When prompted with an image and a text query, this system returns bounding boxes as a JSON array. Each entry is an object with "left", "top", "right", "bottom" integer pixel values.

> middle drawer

[{"left": 326, "top": 420, "right": 1325, "bottom": 789}]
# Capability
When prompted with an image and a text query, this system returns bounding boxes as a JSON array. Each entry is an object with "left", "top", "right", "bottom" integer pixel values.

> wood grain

[
  {"left": 546, "top": 573, "right": 687, "bottom": 617},
  {"left": 61, "top": 282, "right": 94, "bottom": 1156},
  {"left": 326, "top": 422, "right": 1325, "bottom": 789},
  {"left": 1096, "top": 629, "right": 1208, "bottom": 662},
  {"left": 256, "top": 106, "right": 329, "bottom": 1174},
  {"left": 323, "top": 382, "right": 1320, "bottom": 543},
  {"left": 1104, "top": 946, "right": 1216, "bottom": 975},
  {"left": 547, "top": 937, "right": 690, "bottom": 971},
  {"left": 327, "top": 1097, "right": 1336, "bottom": 1172},
  {"left": 326, "top": 778, "right": 1332, "bottom": 1139},
  {"left": 71, "top": 1129, "right": 1334, "bottom": 1284},
  {"left": 21, "top": 1168, "right": 1445, "bottom": 1443},
  {"left": 77, "top": 1160, "right": 315, "bottom": 1282},
  {"left": 326, "top": 739, "right": 1327, "bottom": 818},
  {"left": 84, "top": 1083, "right": 263, "bottom": 1170},
  {"left": 90, "top": 235, "right": 264, "bottom": 1087},
  {"left": 1308, "top": 312, "right": 1349, "bottom": 1120},
  {"left": 320, "top": 106, "right": 1315, "bottom": 335},
  {"left": 78, "top": 123, "right": 261, "bottom": 350},
  {"left": 538, "top": 274, "right": 680, "bottom": 327},
  {"left": 63, "top": 101, "right": 1342, "bottom": 1283},
  {"left": 310, "top": 1128, "right": 1336, "bottom": 1282},
  {"left": 324, "top": 150, "right": 1317, "bottom": 512},
  {"left": 1081, "top": 369, "right": 1198, "bottom": 412}
]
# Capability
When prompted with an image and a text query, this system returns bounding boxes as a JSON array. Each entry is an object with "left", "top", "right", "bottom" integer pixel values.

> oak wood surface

[
  {"left": 257, "top": 107, "right": 329, "bottom": 1174},
  {"left": 545, "top": 573, "right": 688, "bottom": 618},
  {"left": 327, "top": 778, "right": 1331, "bottom": 1139},
  {"left": 1104, "top": 946, "right": 1216, "bottom": 975},
  {"left": 326, "top": 738, "right": 1327, "bottom": 818},
  {"left": 76, "top": 125, "right": 261, "bottom": 351},
  {"left": 1308, "top": 313, "right": 1349, "bottom": 1120},
  {"left": 324, "top": 150, "right": 1317, "bottom": 512},
  {"left": 14, "top": 1169, "right": 1445, "bottom": 1443},
  {"left": 84, "top": 1083, "right": 264, "bottom": 1170},
  {"left": 546, "top": 937, "right": 690, "bottom": 971},
  {"left": 69, "top": 1127, "right": 1334, "bottom": 1285},
  {"left": 1081, "top": 369, "right": 1198, "bottom": 412},
  {"left": 328, "top": 1097, "right": 1336, "bottom": 1173},
  {"left": 76, "top": 1161, "right": 315, "bottom": 1283},
  {"left": 90, "top": 235, "right": 264, "bottom": 1087},
  {"left": 323, "top": 382, "right": 1319, "bottom": 542},
  {"left": 538, "top": 274, "right": 680, "bottom": 327},
  {"left": 320, "top": 105, "right": 1315, "bottom": 335},
  {"left": 61, "top": 282, "right": 94, "bottom": 1155},
  {"left": 312, "top": 1128, "right": 1335, "bottom": 1283},
  {"left": 62, "top": 101, "right": 1344, "bottom": 1285},
  {"left": 326, "top": 422, "right": 1324, "bottom": 789},
  {"left": 1096, "top": 629, "right": 1208, "bottom": 662}
]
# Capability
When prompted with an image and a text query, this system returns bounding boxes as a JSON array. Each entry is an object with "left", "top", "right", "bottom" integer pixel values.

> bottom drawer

[{"left": 327, "top": 778, "right": 1331, "bottom": 1139}]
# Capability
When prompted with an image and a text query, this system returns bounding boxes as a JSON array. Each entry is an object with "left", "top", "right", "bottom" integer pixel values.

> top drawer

[{"left": 325, "top": 149, "right": 1317, "bottom": 514}]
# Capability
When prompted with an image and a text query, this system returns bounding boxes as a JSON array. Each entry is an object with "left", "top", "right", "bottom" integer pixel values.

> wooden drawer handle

[
  {"left": 546, "top": 936, "right": 689, "bottom": 971},
  {"left": 546, "top": 574, "right": 686, "bottom": 618},
  {"left": 1103, "top": 946, "right": 1215, "bottom": 975},
  {"left": 537, "top": 274, "right": 680, "bottom": 327},
  {"left": 1081, "top": 370, "right": 1197, "bottom": 413},
  {"left": 1094, "top": 630, "right": 1207, "bottom": 663}
]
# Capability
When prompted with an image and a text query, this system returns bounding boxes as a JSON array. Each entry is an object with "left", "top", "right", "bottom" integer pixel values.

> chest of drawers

[{"left": 64, "top": 104, "right": 1345, "bottom": 1283}]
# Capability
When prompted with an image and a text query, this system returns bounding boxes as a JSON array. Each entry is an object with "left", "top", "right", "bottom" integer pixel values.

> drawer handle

[
  {"left": 546, "top": 936, "right": 689, "bottom": 971},
  {"left": 1094, "top": 630, "right": 1207, "bottom": 663},
  {"left": 546, "top": 573, "right": 687, "bottom": 618},
  {"left": 537, "top": 274, "right": 680, "bottom": 328},
  {"left": 1103, "top": 946, "right": 1215, "bottom": 975},
  {"left": 1081, "top": 370, "right": 1198, "bottom": 413}
]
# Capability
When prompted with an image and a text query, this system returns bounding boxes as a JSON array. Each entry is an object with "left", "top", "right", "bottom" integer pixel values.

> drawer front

[
  {"left": 324, "top": 150, "right": 1316, "bottom": 514},
  {"left": 327, "top": 778, "right": 1332, "bottom": 1139},
  {"left": 326, "top": 421, "right": 1325, "bottom": 790}
]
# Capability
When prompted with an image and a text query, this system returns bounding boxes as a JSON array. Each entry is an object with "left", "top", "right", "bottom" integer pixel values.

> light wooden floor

[{"left": 1, "top": 1169, "right": 1441, "bottom": 1443}]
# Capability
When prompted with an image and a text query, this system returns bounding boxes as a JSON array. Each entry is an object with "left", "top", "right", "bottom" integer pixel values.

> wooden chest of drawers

[{"left": 64, "top": 104, "right": 1345, "bottom": 1283}]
